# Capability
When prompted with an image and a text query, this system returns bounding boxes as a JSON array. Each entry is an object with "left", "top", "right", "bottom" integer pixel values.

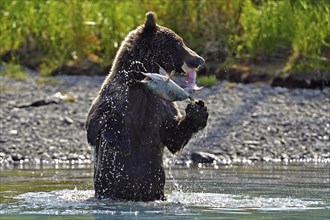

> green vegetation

[
  {"left": 197, "top": 75, "right": 218, "bottom": 87},
  {"left": 0, "top": 0, "right": 329, "bottom": 78},
  {"left": 36, "top": 76, "right": 63, "bottom": 86},
  {"left": 237, "top": 0, "right": 329, "bottom": 76},
  {"left": 0, "top": 63, "right": 28, "bottom": 80}
]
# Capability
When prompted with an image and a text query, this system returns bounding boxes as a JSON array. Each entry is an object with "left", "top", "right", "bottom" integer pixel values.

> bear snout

[
  {"left": 185, "top": 56, "right": 205, "bottom": 69},
  {"left": 197, "top": 56, "right": 205, "bottom": 66}
]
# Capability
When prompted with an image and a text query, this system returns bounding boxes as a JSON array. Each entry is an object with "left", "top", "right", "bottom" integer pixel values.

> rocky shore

[{"left": 1, "top": 75, "right": 329, "bottom": 165}]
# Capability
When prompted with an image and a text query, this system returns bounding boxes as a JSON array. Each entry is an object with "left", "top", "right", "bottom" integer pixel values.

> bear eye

[{"left": 174, "top": 41, "right": 184, "bottom": 50}]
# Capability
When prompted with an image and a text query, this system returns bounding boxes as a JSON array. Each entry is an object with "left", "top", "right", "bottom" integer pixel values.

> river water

[{"left": 0, "top": 162, "right": 329, "bottom": 219}]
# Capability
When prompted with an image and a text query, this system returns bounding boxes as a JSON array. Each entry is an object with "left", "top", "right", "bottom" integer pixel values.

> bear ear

[{"left": 143, "top": 11, "right": 157, "bottom": 33}]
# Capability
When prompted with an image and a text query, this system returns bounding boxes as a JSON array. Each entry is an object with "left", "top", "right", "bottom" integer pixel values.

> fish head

[
  {"left": 140, "top": 73, "right": 164, "bottom": 91},
  {"left": 140, "top": 73, "right": 154, "bottom": 86}
]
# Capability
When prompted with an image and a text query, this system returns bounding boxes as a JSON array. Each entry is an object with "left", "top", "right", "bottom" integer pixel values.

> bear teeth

[
  {"left": 181, "top": 62, "right": 189, "bottom": 74},
  {"left": 179, "top": 71, "right": 188, "bottom": 76},
  {"left": 181, "top": 62, "right": 195, "bottom": 76}
]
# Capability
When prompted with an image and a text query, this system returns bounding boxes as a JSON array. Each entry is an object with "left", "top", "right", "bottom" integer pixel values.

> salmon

[{"left": 140, "top": 72, "right": 192, "bottom": 101}]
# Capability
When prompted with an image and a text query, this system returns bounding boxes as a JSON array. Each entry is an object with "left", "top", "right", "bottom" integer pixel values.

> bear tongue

[
  {"left": 186, "top": 67, "right": 197, "bottom": 85},
  {"left": 181, "top": 62, "right": 197, "bottom": 86}
]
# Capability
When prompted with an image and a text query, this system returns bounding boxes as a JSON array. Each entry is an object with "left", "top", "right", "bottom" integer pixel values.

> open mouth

[
  {"left": 142, "top": 62, "right": 199, "bottom": 89},
  {"left": 172, "top": 62, "right": 191, "bottom": 77},
  {"left": 140, "top": 73, "right": 153, "bottom": 84},
  {"left": 166, "top": 62, "right": 197, "bottom": 82},
  {"left": 180, "top": 62, "right": 197, "bottom": 85}
]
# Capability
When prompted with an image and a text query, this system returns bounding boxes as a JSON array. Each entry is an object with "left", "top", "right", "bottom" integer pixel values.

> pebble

[
  {"left": 191, "top": 151, "right": 218, "bottom": 164},
  {"left": 1, "top": 75, "right": 329, "bottom": 165}
]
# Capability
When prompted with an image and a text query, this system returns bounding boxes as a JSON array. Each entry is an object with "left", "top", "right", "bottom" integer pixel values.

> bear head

[{"left": 108, "top": 11, "right": 205, "bottom": 83}]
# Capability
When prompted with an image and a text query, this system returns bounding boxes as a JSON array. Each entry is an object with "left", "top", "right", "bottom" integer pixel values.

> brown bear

[{"left": 86, "top": 12, "right": 208, "bottom": 201}]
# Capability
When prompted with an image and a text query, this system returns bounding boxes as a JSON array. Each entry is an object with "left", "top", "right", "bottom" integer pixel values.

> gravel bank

[{"left": 1, "top": 75, "right": 329, "bottom": 165}]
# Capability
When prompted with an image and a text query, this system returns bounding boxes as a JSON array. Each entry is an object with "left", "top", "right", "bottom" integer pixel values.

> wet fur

[{"left": 86, "top": 12, "right": 208, "bottom": 201}]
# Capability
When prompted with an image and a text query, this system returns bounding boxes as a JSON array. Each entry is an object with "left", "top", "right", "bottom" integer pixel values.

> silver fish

[{"left": 140, "top": 72, "right": 192, "bottom": 101}]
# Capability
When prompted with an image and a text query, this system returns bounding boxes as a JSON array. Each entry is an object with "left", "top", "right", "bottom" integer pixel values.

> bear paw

[{"left": 185, "top": 100, "right": 208, "bottom": 132}]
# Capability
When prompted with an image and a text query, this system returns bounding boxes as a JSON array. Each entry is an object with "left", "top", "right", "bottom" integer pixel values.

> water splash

[
  {"left": 167, "top": 153, "right": 183, "bottom": 193},
  {"left": 128, "top": 60, "right": 147, "bottom": 73},
  {"left": 0, "top": 189, "right": 323, "bottom": 216},
  {"left": 167, "top": 192, "right": 322, "bottom": 210},
  {"left": 194, "top": 122, "right": 209, "bottom": 147}
]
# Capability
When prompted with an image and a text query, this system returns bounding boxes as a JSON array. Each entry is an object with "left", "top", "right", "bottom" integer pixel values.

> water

[{"left": 0, "top": 163, "right": 329, "bottom": 219}]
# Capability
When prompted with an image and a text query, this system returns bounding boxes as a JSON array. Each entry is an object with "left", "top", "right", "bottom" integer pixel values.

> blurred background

[{"left": 0, "top": 0, "right": 329, "bottom": 87}]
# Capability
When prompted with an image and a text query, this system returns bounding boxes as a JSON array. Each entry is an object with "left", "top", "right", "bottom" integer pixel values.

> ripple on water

[{"left": 0, "top": 189, "right": 323, "bottom": 216}]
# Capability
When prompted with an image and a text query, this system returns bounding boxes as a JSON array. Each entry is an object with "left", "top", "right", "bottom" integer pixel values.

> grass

[
  {"left": 0, "top": 0, "right": 329, "bottom": 78},
  {"left": 0, "top": 81, "right": 16, "bottom": 92},
  {"left": 0, "top": 63, "right": 28, "bottom": 80},
  {"left": 36, "top": 76, "right": 63, "bottom": 86},
  {"left": 235, "top": 0, "right": 329, "bottom": 75},
  {"left": 197, "top": 75, "right": 218, "bottom": 87}
]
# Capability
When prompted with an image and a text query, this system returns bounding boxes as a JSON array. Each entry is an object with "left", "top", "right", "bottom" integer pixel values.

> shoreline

[{"left": 1, "top": 75, "right": 329, "bottom": 165}]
